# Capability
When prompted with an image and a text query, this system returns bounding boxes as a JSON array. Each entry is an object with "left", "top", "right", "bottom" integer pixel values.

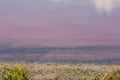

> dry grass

[
  {"left": 0, "top": 63, "right": 120, "bottom": 80},
  {"left": 31, "top": 63, "right": 120, "bottom": 80}
]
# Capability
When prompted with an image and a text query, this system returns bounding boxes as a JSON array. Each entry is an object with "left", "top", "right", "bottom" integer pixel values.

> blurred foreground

[{"left": 0, "top": 63, "right": 120, "bottom": 80}]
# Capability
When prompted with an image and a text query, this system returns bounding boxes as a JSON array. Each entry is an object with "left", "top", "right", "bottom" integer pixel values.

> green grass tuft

[{"left": 0, "top": 63, "right": 31, "bottom": 80}]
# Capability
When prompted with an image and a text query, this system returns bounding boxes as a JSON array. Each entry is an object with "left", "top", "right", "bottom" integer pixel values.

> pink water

[{"left": 0, "top": 0, "right": 120, "bottom": 63}]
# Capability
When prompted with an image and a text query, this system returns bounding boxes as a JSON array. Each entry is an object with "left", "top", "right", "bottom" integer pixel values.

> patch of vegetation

[
  {"left": 0, "top": 63, "right": 32, "bottom": 80},
  {"left": 82, "top": 68, "right": 120, "bottom": 80},
  {"left": 0, "top": 63, "right": 120, "bottom": 80},
  {"left": 101, "top": 68, "right": 120, "bottom": 80}
]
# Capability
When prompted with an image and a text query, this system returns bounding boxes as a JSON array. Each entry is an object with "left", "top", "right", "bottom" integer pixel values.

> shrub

[
  {"left": 102, "top": 68, "right": 120, "bottom": 80},
  {"left": 0, "top": 64, "right": 31, "bottom": 80},
  {"left": 82, "top": 68, "right": 120, "bottom": 80}
]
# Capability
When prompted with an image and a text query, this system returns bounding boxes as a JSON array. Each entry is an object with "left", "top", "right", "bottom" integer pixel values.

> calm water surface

[{"left": 0, "top": 0, "right": 120, "bottom": 63}]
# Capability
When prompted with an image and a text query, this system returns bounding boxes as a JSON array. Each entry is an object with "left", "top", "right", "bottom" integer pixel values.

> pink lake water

[{"left": 0, "top": 0, "right": 120, "bottom": 63}]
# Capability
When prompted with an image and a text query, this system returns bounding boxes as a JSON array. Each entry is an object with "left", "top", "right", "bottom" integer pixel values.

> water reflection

[
  {"left": 50, "top": 0, "right": 119, "bottom": 15},
  {"left": 93, "top": 0, "right": 113, "bottom": 15}
]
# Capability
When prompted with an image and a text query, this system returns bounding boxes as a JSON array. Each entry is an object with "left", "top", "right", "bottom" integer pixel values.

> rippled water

[{"left": 0, "top": 0, "right": 120, "bottom": 63}]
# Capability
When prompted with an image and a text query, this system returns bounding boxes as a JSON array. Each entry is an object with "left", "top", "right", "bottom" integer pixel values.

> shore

[{"left": 0, "top": 63, "right": 120, "bottom": 80}]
